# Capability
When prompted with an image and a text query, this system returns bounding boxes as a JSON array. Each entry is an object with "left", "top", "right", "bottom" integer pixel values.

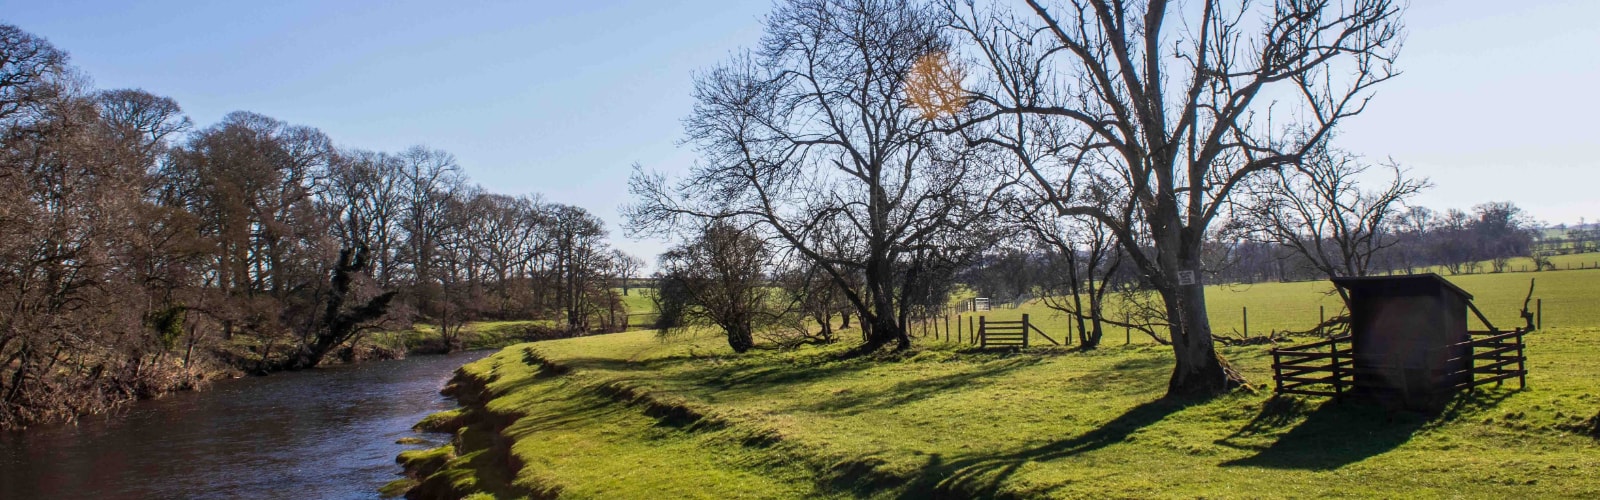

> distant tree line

[{"left": 0, "top": 24, "right": 637, "bottom": 429}]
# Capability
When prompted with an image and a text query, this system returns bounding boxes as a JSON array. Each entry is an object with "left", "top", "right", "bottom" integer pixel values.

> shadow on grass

[
  {"left": 867, "top": 398, "right": 1188, "bottom": 499},
  {"left": 794, "top": 356, "right": 1047, "bottom": 416},
  {"left": 1217, "top": 390, "right": 1515, "bottom": 470},
  {"left": 500, "top": 390, "right": 631, "bottom": 437}
]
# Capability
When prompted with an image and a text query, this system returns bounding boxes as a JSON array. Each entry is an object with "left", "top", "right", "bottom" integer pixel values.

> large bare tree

[
  {"left": 950, "top": 0, "right": 1404, "bottom": 395},
  {"left": 628, "top": 0, "right": 999, "bottom": 352}
]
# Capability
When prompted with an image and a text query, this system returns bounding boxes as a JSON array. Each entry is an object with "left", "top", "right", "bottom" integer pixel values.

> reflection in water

[{"left": 0, "top": 350, "right": 489, "bottom": 500}]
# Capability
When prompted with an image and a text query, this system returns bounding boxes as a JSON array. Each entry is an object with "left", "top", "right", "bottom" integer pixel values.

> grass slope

[
  {"left": 399, "top": 269, "right": 1600, "bottom": 498},
  {"left": 406, "top": 325, "right": 1599, "bottom": 498}
]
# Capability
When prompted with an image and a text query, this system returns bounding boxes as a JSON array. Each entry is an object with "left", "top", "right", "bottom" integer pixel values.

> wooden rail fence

[
  {"left": 1269, "top": 335, "right": 1353, "bottom": 397},
  {"left": 1270, "top": 328, "right": 1528, "bottom": 398}
]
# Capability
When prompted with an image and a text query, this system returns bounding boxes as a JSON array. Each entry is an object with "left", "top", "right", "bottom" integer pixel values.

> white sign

[{"left": 1177, "top": 270, "right": 1197, "bottom": 286}]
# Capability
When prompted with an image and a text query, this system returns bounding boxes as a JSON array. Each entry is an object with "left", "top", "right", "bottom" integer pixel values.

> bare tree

[
  {"left": 396, "top": 146, "right": 465, "bottom": 327},
  {"left": 628, "top": 0, "right": 999, "bottom": 352},
  {"left": 777, "top": 255, "right": 846, "bottom": 343},
  {"left": 1238, "top": 144, "right": 1429, "bottom": 288},
  {"left": 1029, "top": 213, "right": 1124, "bottom": 348},
  {"left": 1386, "top": 205, "right": 1435, "bottom": 274},
  {"left": 1472, "top": 201, "right": 1535, "bottom": 273},
  {"left": 655, "top": 222, "right": 775, "bottom": 352},
  {"left": 0, "top": 25, "right": 66, "bottom": 124},
  {"left": 611, "top": 250, "right": 645, "bottom": 296},
  {"left": 321, "top": 150, "right": 406, "bottom": 286},
  {"left": 548, "top": 204, "right": 612, "bottom": 332},
  {"left": 950, "top": 0, "right": 1404, "bottom": 395}
]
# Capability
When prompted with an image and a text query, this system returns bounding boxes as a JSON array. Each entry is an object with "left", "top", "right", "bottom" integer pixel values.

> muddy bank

[{"left": 387, "top": 355, "right": 537, "bottom": 499}]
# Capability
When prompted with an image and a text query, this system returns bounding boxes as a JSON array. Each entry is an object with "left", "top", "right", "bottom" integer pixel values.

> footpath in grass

[{"left": 399, "top": 320, "right": 1600, "bottom": 498}]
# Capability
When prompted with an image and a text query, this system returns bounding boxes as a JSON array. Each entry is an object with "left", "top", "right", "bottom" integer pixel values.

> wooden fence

[
  {"left": 1450, "top": 329, "right": 1530, "bottom": 390},
  {"left": 1269, "top": 328, "right": 1528, "bottom": 398},
  {"left": 1268, "top": 335, "right": 1354, "bottom": 397},
  {"left": 905, "top": 310, "right": 1065, "bottom": 348}
]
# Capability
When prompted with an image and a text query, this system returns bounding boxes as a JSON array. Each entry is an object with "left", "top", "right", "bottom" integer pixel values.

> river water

[{"left": 0, "top": 350, "right": 490, "bottom": 499}]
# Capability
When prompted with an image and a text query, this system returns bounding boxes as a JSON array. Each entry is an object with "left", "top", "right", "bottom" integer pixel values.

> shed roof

[{"left": 1331, "top": 273, "right": 1473, "bottom": 301}]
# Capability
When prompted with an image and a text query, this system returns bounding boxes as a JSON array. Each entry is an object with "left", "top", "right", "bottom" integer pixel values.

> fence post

[
  {"left": 1022, "top": 313, "right": 1031, "bottom": 348},
  {"left": 969, "top": 316, "right": 976, "bottom": 345},
  {"left": 1517, "top": 329, "right": 1527, "bottom": 388},
  {"left": 979, "top": 316, "right": 986, "bottom": 348},
  {"left": 1319, "top": 305, "right": 1325, "bottom": 337},
  {"left": 1243, "top": 306, "right": 1249, "bottom": 338},
  {"left": 1331, "top": 340, "right": 1343, "bottom": 398},
  {"left": 1272, "top": 349, "right": 1283, "bottom": 394},
  {"left": 1125, "top": 312, "right": 1131, "bottom": 345},
  {"left": 1537, "top": 298, "right": 1543, "bottom": 330}
]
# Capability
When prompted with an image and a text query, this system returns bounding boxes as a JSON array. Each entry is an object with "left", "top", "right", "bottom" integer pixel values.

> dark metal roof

[{"left": 1330, "top": 273, "right": 1474, "bottom": 301}]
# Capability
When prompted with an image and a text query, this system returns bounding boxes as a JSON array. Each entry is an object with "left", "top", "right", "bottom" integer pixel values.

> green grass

[
  {"left": 963, "top": 267, "right": 1600, "bottom": 348},
  {"left": 618, "top": 288, "right": 660, "bottom": 331},
  {"left": 1389, "top": 251, "right": 1600, "bottom": 275},
  {"left": 618, "top": 287, "right": 657, "bottom": 314},
  {"left": 412, "top": 323, "right": 1599, "bottom": 498},
  {"left": 400, "top": 268, "right": 1600, "bottom": 498}
]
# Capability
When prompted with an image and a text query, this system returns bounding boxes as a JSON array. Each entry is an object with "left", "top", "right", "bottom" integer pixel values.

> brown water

[{"left": 0, "top": 350, "right": 489, "bottom": 499}]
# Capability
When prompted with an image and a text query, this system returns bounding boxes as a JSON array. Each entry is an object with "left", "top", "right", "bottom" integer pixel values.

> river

[{"left": 0, "top": 350, "right": 490, "bottom": 499}]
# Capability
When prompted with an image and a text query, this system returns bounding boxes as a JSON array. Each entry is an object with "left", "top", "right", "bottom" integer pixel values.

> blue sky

[{"left": 4, "top": 0, "right": 1597, "bottom": 265}]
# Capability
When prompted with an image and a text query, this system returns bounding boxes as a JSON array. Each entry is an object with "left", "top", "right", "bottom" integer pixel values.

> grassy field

[
  {"left": 366, "top": 289, "right": 660, "bottom": 355},
  {"left": 394, "top": 268, "right": 1600, "bottom": 498},
  {"left": 955, "top": 267, "right": 1600, "bottom": 348}
]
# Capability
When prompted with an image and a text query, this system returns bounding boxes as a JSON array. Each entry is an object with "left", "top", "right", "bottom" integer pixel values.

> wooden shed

[
  {"left": 1270, "top": 273, "right": 1530, "bottom": 413},
  {"left": 1331, "top": 274, "right": 1474, "bottom": 411}
]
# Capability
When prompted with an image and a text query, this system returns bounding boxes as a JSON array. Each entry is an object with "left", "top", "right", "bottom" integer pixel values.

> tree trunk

[
  {"left": 727, "top": 324, "right": 754, "bottom": 353},
  {"left": 1160, "top": 281, "right": 1236, "bottom": 397}
]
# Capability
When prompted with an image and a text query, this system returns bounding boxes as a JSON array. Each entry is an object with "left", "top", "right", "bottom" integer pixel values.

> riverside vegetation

[
  {"left": 389, "top": 270, "right": 1600, "bottom": 499},
  {"left": 0, "top": 23, "right": 644, "bottom": 429}
]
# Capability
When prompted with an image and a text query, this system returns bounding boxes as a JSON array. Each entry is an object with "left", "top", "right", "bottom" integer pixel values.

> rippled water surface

[{"left": 0, "top": 350, "right": 489, "bottom": 499}]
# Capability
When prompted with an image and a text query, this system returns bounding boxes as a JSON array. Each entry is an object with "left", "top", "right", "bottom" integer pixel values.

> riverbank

[
  {"left": 1, "top": 350, "right": 490, "bottom": 498},
  {"left": 0, "top": 319, "right": 594, "bottom": 432},
  {"left": 392, "top": 327, "right": 1600, "bottom": 498}
]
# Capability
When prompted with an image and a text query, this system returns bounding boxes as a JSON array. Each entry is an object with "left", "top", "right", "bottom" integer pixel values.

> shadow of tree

[
  {"left": 1216, "top": 390, "right": 1515, "bottom": 470},
  {"left": 793, "top": 356, "right": 1047, "bottom": 416},
  {"left": 499, "top": 388, "right": 630, "bottom": 437},
  {"left": 882, "top": 398, "right": 1187, "bottom": 498}
]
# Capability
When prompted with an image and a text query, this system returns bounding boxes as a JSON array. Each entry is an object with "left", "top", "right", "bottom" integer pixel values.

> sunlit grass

[
  {"left": 406, "top": 316, "right": 1598, "bottom": 498},
  {"left": 958, "top": 267, "right": 1600, "bottom": 348},
  {"left": 394, "top": 267, "right": 1600, "bottom": 498}
]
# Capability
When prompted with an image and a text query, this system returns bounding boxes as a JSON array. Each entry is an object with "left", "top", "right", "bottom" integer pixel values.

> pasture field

[
  {"left": 396, "top": 269, "right": 1600, "bottom": 498},
  {"left": 961, "top": 267, "right": 1600, "bottom": 348}
]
